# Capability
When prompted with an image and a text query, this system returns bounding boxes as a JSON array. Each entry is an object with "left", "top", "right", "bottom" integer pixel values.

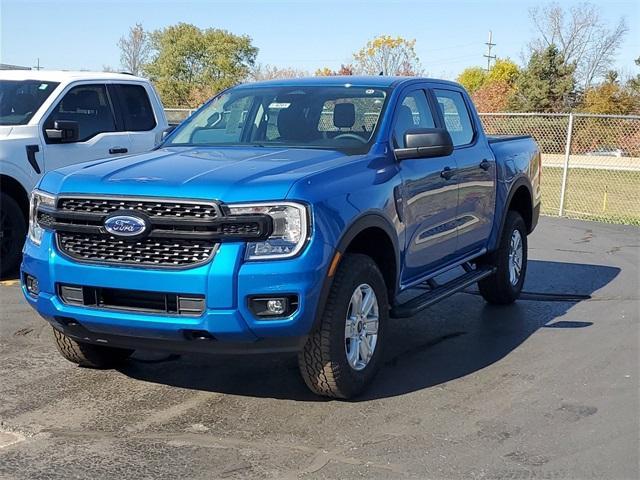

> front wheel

[
  {"left": 478, "top": 211, "right": 528, "bottom": 305},
  {"left": 298, "top": 254, "right": 388, "bottom": 399},
  {"left": 0, "top": 192, "right": 27, "bottom": 278},
  {"left": 52, "top": 328, "right": 134, "bottom": 368}
]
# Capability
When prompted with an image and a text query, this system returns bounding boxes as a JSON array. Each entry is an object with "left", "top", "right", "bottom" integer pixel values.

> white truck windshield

[{"left": 0, "top": 80, "right": 59, "bottom": 125}]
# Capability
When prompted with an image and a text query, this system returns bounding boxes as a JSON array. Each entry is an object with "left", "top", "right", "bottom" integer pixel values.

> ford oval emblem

[{"left": 104, "top": 215, "right": 147, "bottom": 237}]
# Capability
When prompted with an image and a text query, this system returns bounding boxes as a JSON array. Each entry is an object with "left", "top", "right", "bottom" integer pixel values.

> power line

[{"left": 483, "top": 31, "right": 496, "bottom": 71}]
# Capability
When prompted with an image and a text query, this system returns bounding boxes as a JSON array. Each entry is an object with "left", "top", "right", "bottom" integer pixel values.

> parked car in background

[
  {"left": 585, "top": 147, "right": 626, "bottom": 157},
  {"left": 22, "top": 77, "right": 541, "bottom": 398},
  {"left": 0, "top": 71, "right": 168, "bottom": 275}
]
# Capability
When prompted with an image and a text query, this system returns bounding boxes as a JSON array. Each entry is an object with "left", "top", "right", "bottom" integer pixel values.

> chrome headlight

[
  {"left": 28, "top": 190, "right": 56, "bottom": 246},
  {"left": 226, "top": 202, "right": 309, "bottom": 260}
]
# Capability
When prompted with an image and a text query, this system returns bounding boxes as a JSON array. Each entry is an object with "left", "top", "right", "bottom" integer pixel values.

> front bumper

[{"left": 21, "top": 231, "right": 333, "bottom": 354}]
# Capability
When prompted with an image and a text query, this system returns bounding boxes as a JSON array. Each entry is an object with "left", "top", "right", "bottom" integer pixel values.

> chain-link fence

[
  {"left": 480, "top": 113, "right": 640, "bottom": 225},
  {"left": 164, "top": 108, "right": 195, "bottom": 125},
  {"left": 165, "top": 107, "right": 640, "bottom": 225}
]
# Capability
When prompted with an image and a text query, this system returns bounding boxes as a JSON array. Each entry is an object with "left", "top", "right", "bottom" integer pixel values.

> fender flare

[
  {"left": 493, "top": 175, "right": 534, "bottom": 250},
  {"left": 310, "top": 212, "right": 400, "bottom": 332}
]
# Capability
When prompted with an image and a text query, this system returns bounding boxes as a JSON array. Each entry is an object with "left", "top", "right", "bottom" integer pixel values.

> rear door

[
  {"left": 41, "top": 83, "right": 132, "bottom": 172},
  {"left": 396, "top": 87, "right": 459, "bottom": 285},
  {"left": 433, "top": 88, "right": 496, "bottom": 255},
  {"left": 108, "top": 83, "right": 161, "bottom": 154}
]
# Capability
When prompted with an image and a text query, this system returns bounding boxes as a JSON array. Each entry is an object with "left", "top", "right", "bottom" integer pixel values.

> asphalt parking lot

[{"left": 0, "top": 217, "right": 638, "bottom": 479}]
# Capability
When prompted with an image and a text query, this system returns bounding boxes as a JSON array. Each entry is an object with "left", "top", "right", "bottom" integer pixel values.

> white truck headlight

[
  {"left": 227, "top": 202, "right": 309, "bottom": 260},
  {"left": 28, "top": 190, "right": 56, "bottom": 246}
]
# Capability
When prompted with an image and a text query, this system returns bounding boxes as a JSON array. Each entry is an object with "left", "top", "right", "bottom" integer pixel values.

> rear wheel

[
  {"left": 298, "top": 254, "right": 388, "bottom": 399},
  {"left": 478, "top": 211, "right": 527, "bottom": 305},
  {"left": 52, "top": 328, "right": 134, "bottom": 368},
  {"left": 0, "top": 192, "right": 27, "bottom": 277}
]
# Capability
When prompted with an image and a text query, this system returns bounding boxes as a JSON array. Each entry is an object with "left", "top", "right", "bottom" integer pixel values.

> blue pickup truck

[{"left": 21, "top": 76, "right": 540, "bottom": 398}]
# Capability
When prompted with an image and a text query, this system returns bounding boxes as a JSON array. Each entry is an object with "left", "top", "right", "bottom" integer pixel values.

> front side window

[
  {"left": 167, "top": 85, "right": 389, "bottom": 154},
  {"left": 392, "top": 90, "right": 435, "bottom": 148},
  {"left": 434, "top": 89, "right": 474, "bottom": 146},
  {"left": 0, "top": 80, "right": 59, "bottom": 125},
  {"left": 45, "top": 84, "right": 116, "bottom": 142},
  {"left": 115, "top": 84, "right": 156, "bottom": 132}
]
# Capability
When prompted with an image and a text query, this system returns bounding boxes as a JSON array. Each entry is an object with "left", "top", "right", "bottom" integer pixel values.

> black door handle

[
  {"left": 109, "top": 147, "right": 128, "bottom": 154},
  {"left": 440, "top": 166, "right": 455, "bottom": 180},
  {"left": 479, "top": 159, "right": 491, "bottom": 171}
]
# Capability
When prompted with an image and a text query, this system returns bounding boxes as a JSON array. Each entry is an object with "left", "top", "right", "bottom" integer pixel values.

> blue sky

[{"left": 1, "top": 0, "right": 638, "bottom": 80}]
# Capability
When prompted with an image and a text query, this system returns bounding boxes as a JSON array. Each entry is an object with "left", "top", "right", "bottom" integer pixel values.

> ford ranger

[
  {"left": 0, "top": 70, "right": 168, "bottom": 276},
  {"left": 21, "top": 77, "right": 540, "bottom": 398}
]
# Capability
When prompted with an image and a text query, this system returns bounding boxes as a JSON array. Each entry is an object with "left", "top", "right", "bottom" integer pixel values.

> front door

[
  {"left": 433, "top": 88, "right": 496, "bottom": 255},
  {"left": 41, "top": 83, "right": 132, "bottom": 172},
  {"left": 396, "top": 88, "right": 459, "bottom": 286}
]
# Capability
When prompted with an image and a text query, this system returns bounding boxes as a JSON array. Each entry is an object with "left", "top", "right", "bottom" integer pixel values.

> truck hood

[
  {"left": 41, "top": 146, "right": 354, "bottom": 202},
  {"left": 0, "top": 126, "right": 14, "bottom": 138}
]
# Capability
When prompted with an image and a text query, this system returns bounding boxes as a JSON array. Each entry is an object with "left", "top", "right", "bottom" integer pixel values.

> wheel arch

[
  {"left": 495, "top": 176, "right": 534, "bottom": 245},
  {"left": 508, "top": 183, "right": 534, "bottom": 233},
  {"left": 311, "top": 213, "right": 399, "bottom": 331},
  {"left": 0, "top": 174, "right": 29, "bottom": 220}
]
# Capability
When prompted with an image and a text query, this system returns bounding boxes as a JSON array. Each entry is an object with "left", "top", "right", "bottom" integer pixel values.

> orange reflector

[{"left": 327, "top": 251, "right": 342, "bottom": 277}]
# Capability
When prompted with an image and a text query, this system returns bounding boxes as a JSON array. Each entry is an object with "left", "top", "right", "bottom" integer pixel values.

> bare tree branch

[
  {"left": 249, "top": 63, "right": 308, "bottom": 81},
  {"left": 118, "top": 23, "right": 151, "bottom": 76},
  {"left": 527, "top": 2, "right": 628, "bottom": 89}
]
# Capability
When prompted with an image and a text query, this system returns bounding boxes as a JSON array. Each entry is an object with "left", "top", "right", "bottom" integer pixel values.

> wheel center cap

[{"left": 357, "top": 320, "right": 364, "bottom": 334}]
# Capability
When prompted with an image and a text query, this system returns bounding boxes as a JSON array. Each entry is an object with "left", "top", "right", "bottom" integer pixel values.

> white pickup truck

[{"left": 0, "top": 71, "right": 168, "bottom": 275}]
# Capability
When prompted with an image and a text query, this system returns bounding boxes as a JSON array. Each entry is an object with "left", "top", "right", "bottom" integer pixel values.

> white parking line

[{"left": 0, "top": 431, "right": 25, "bottom": 449}]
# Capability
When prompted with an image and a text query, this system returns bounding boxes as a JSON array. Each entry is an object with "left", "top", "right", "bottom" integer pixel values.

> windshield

[
  {"left": 0, "top": 80, "right": 59, "bottom": 125},
  {"left": 166, "top": 85, "right": 389, "bottom": 154}
]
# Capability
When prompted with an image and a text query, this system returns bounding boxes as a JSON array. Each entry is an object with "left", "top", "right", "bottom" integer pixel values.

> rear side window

[
  {"left": 434, "top": 89, "right": 474, "bottom": 146},
  {"left": 45, "top": 84, "right": 116, "bottom": 142},
  {"left": 115, "top": 84, "right": 156, "bottom": 131}
]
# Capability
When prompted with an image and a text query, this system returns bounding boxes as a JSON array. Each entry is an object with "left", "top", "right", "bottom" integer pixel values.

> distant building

[{"left": 0, "top": 63, "right": 31, "bottom": 70}]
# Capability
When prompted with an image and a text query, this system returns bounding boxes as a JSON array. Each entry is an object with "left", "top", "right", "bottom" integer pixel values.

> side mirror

[
  {"left": 45, "top": 120, "right": 79, "bottom": 143},
  {"left": 394, "top": 128, "right": 453, "bottom": 160},
  {"left": 161, "top": 125, "right": 177, "bottom": 141}
]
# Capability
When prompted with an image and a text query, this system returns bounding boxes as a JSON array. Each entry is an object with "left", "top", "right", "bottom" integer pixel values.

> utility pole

[
  {"left": 484, "top": 31, "right": 496, "bottom": 71},
  {"left": 33, "top": 58, "right": 43, "bottom": 71}
]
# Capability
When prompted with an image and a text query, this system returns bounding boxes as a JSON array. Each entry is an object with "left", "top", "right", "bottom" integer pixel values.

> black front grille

[
  {"left": 39, "top": 196, "right": 273, "bottom": 268},
  {"left": 58, "top": 197, "right": 220, "bottom": 218},
  {"left": 57, "top": 232, "right": 216, "bottom": 267},
  {"left": 58, "top": 283, "right": 205, "bottom": 316}
]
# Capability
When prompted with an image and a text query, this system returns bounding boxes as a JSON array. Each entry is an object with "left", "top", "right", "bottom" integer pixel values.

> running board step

[{"left": 390, "top": 267, "right": 496, "bottom": 318}]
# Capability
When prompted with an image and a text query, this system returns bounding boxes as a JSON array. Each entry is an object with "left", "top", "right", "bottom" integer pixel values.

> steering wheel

[{"left": 333, "top": 133, "right": 367, "bottom": 144}]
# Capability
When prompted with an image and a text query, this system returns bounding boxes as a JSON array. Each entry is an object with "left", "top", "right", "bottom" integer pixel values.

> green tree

[
  {"left": 510, "top": 45, "right": 576, "bottom": 112},
  {"left": 628, "top": 56, "right": 640, "bottom": 93},
  {"left": 456, "top": 67, "right": 487, "bottom": 94},
  {"left": 144, "top": 23, "right": 257, "bottom": 106},
  {"left": 353, "top": 35, "right": 422, "bottom": 76}
]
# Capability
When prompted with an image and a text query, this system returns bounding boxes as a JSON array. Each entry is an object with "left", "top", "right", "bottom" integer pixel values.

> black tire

[
  {"left": 0, "top": 192, "right": 27, "bottom": 278},
  {"left": 298, "top": 254, "right": 389, "bottom": 399},
  {"left": 478, "top": 211, "right": 528, "bottom": 305},
  {"left": 52, "top": 327, "right": 134, "bottom": 368}
]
